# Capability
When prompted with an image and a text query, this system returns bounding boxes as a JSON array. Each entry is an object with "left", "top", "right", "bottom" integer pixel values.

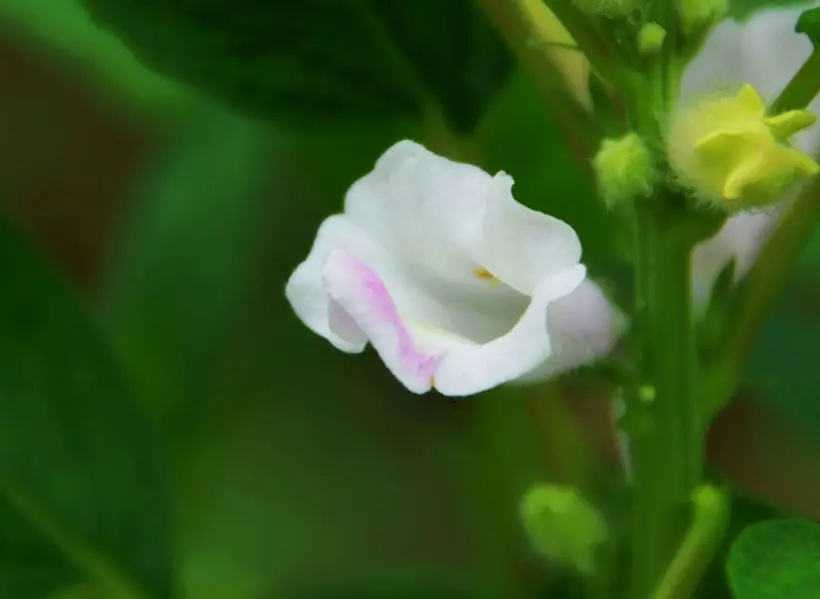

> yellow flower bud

[
  {"left": 520, "top": 484, "right": 608, "bottom": 574},
  {"left": 638, "top": 23, "right": 667, "bottom": 55},
  {"left": 593, "top": 132, "right": 658, "bottom": 207},
  {"left": 667, "top": 84, "right": 820, "bottom": 210}
]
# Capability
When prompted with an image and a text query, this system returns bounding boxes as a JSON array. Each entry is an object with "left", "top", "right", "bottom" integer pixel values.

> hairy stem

[{"left": 629, "top": 196, "right": 702, "bottom": 599}]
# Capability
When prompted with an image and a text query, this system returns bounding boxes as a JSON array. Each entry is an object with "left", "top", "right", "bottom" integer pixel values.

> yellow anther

[{"left": 473, "top": 267, "right": 500, "bottom": 288}]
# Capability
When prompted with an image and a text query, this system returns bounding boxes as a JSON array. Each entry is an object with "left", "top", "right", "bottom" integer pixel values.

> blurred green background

[{"left": 1, "top": 1, "right": 820, "bottom": 598}]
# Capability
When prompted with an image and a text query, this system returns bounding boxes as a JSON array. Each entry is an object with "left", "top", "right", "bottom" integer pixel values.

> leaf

[
  {"left": 0, "top": 0, "right": 186, "bottom": 114},
  {"left": 101, "top": 103, "right": 274, "bottom": 424},
  {"left": 796, "top": 6, "right": 820, "bottom": 46},
  {"left": 745, "top": 299, "right": 820, "bottom": 433},
  {"left": 727, "top": 519, "right": 820, "bottom": 599},
  {"left": 0, "top": 218, "right": 173, "bottom": 598},
  {"left": 730, "top": 0, "right": 814, "bottom": 20},
  {"left": 285, "top": 580, "right": 491, "bottom": 599},
  {"left": 78, "top": 0, "right": 513, "bottom": 133},
  {"left": 0, "top": 497, "right": 76, "bottom": 598}
]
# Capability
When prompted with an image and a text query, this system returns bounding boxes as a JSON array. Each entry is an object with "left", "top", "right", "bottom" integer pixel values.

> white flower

[
  {"left": 691, "top": 210, "right": 779, "bottom": 307},
  {"left": 285, "top": 140, "right": 618, "bottom": 396}
]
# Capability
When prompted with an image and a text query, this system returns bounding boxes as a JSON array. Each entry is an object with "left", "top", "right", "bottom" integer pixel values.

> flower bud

[
  {"left": 667, "top": 84, "right": 819, "bottom": 210},
  {"left": 520, "top": 484, "right": 608, "bottom": 574},
  {"left": 677, "top": 0, "right": 729, "bottom": 36},
  {"left": 593, "top": 132, "right": 658, "bottom": 208},
  {"left": 638, "top": 23, "right": 667, "bottom": 54}
]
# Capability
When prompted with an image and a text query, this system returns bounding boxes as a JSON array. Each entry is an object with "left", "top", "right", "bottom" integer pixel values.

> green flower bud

[
  {"left": 520, "top": 484, "right": 608, "bottom": 574},
  {"left": 677, "top": 0, "right": 729, "bottom": 36},
  {"left": 638, "top": 23, "right": 667, "bottom": 54},
  {"left": 592, "top": 132, "right": 658, "bottom": 208}
]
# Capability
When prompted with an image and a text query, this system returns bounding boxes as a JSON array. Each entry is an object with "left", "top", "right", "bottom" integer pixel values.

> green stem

[
  {"left": 629, "top": 197, "right": 702, "bottom": 599},
  {"left": 651, "top": 486, "right": 729, "bottom": 599},
  {"left": 770, "top": 49, "right": 820, "bottom": 114}
]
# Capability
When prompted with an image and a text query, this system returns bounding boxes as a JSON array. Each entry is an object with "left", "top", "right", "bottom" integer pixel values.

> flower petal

[
  {"left": 433, "top": 265, "right": 587, "bottom": 396},
  {"left": 343, "top": 140, "right": 490, "bottom": 282},
  {"left": 690, "top": 210, "right": 779, "bottom": 308},
  {"left": 285, "top": 214, "right": 399, "bottom": 352},
  {"left": 479, "top": 173, "right": 583, "bottom": 295},
  {"left": 321, "top": 249, "right": 440, "bottom": 394},
  {"left": 516, "top": 278, "right": 623, "bottom": 382}
]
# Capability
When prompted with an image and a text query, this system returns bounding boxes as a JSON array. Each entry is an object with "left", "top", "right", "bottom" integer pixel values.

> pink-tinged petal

[
  {"left": 433, "top": 265, "right": 587, "bottom": 396},
  {"left": 322, "top": 250, "right": 440, "bottom": 394},
  {"left": 285, "top": 214, "right": 407, "bottom": 353}
]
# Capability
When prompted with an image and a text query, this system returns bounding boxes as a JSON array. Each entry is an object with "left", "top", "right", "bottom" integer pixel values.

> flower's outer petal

[
  {"left": 321, "top": 250, "right": 440, "bottom": 394},
  {"left": 682, "top": 4, "right": 820, "bottom": 154},
  {"left": 344, "top": 140, "right": 490, "bottom": 282},
  {"left": 433, "top": 265, "right": 587, "bottom": 396},
  {"left": 690, "top": 210, "right": 780, "bottom": 308},
  {"left": 515, "top": 278, "right": 624, "bottom": 383},
  {"left": 480, "top": 173, "right": 583, "bottom": 295},
  {"left": 285, "top": 214, "right": 398, "bottom": 353}
]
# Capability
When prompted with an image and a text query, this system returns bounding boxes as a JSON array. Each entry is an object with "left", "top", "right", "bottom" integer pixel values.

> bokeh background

[{"left": 1, "top": 1, "right": 820, "bottom": 598}]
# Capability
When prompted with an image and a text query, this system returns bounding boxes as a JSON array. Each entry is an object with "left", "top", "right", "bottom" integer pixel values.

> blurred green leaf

[
  {"left": 0, "top": 218, "right": 172, "bottom": 598},
  {"left": 796, "top": 6, "right": 820, "bottom": 45},
  {"left": 0, "top": 498, "right": 76, "bottom": 598},
  {"left": 745, "top": 298, "right": 820, "bottom": 433},
  {"left": 102, "top": 104, "right": 274, "bottom": 424},
  {"left": 78, "top": 0, "right": 512, "bottom": 133},
  {"left": 730, "top": 0, "right": 814, "bottom": 20},
  {"left": 727, "top": 518, "right": 820, "bottom": 599},
  {"left": 0, "top": 0, "right": 186, "bottom": 114},
  {"left": 286, "top": 580, "right": 491, "bottom": 599}
]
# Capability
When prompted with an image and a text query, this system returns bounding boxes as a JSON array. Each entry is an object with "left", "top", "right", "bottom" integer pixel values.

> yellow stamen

[{"left": 473, "top": 267, "right": 500, "bottom": 288}]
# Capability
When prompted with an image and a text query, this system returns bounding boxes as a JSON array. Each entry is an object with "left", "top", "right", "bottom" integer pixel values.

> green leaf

[
  {"left": 79, "top": 0, "right": 512, "bottom": 133},
  {"left": 287, "top": 580, "right": 491, "bottom": 599},
  {"left": 102, "top": 104, "right": 274, "bottom": 424},
  {"left": 0, "top": 218, "right": 172, "bottom": 598},
  {"left": 796, "top": 6, "right": 820, "bottom": 45},
  {"left": 730, "top": 0, "right": 813, "bottom": 20},
  {"left": 0, "top": 498, "right": 76, "bottom": 598},
  {"left": 745, "top": 300, "right": 820, "bottom": 433},
  {"left": 0, "top": 0, "right": 186, "bottom": 114},
  {"left": 727, "top": 519, "right": 820, "bottom": 599}
]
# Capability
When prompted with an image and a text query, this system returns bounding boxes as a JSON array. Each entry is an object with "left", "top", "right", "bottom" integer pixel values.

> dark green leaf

[
  {"left": 727, "top": 518, "right": 820, "bottom": 599},
  {"left": 730, "top": 0, "right": 813, "bottom": 20},
  {"left": 79, "top": 0, "right": 513, "bottom": 133},
  {"left": 284, "top": 580, "right": 492, "bottom": 599},
  {"left": 102, "top": 104, "right": 273, "bottom": 424},
  {"left": 0, "top": 497, "right": 76, "bottom": 598},
  {"left": 745, "top": 299, "right": 820, "bottom": 433},
  {"left": 796, "top": 6, "right": 820, "bottom": 45},
  {"left": 0, "top": 218, "right": 172, "bottom": 598}
]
